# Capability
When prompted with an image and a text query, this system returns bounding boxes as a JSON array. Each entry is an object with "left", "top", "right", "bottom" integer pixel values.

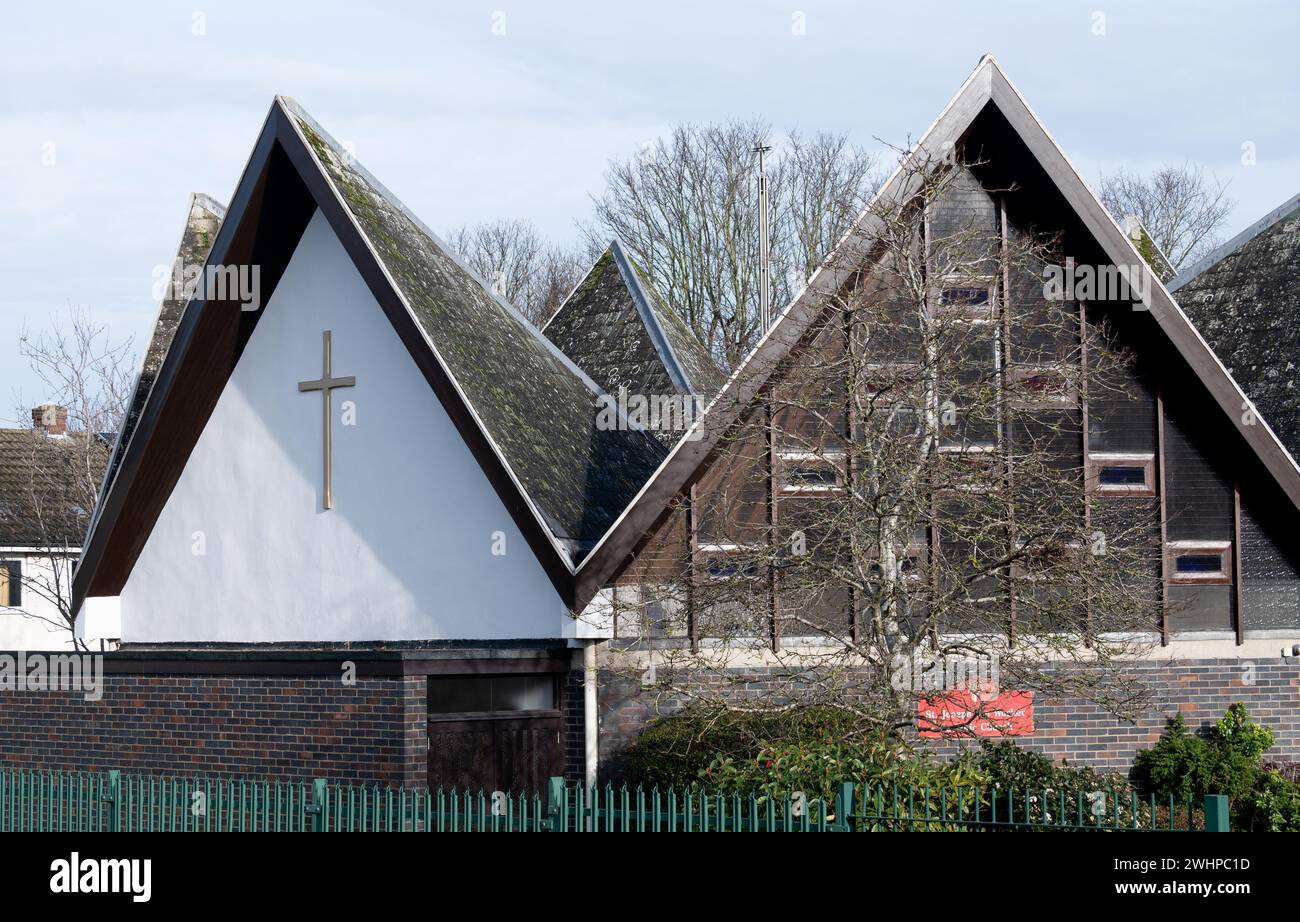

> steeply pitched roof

[
  {"left": 75, "top": 98, "right": 667, "bottom": 610},
  {"left": 1169, "top": 193, "right": 1300, "bottom": 459},
  {"left": 543, "top": 241, "right": 724, "bottom": 445},
  {"left": 100, "top": 193, "right": 225, "bottom": 499},
  {"left": 567, "top": 53, "right": 1300, "bottom": 612},
  {"left": 286, "top": 104, "right": 667, "bottom": 557}
]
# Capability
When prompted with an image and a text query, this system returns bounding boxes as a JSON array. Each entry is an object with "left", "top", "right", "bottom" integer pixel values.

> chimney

[{"left": 32, "top": 403, "right": 68, "bottom": 437}]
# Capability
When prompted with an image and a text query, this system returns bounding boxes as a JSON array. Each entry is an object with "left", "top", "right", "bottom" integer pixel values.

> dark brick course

[{"left": 0, "top": 673, "right": 427, "bottom": 785}]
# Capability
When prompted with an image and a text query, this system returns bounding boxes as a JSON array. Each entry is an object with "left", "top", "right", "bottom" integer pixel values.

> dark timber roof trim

[
  {"left": 74, "top": 98, "right": 667, "bottom": 611},
  {"left": 567, "top": 53, "right": 1300, "bottom": 614},
  {"left": 96, "top": 193, "right": 226, "bottom": 517}
]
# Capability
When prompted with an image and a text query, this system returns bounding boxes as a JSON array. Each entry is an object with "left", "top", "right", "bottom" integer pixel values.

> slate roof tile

[
  {"left": 1171, "top": 195, "right": 1300, "bottom": 460},
  {"left": 286, "top": 104, "right": 668, "bottom": 561}
]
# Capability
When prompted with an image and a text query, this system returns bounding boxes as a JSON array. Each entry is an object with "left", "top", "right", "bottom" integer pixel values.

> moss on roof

[
  {"left": 103, "top": 194, "right": 225, "bottom": 494},
  {"left": 543, "top": 242, "right": 725, "bottom": 447},
  {"left": 287, "top": 105, "right": 667, "bottom": 560},
  {"left": 1174, "top": 199, "right": 1300, "bottom": 459}
]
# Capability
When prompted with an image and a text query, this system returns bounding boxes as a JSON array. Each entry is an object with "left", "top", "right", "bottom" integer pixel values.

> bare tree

[
  {"left": 585, "top": 122, "right": 881, "bottom": 368},
  {"left": 3, "top": 306, "right": 132, "bottom": 645},
  {"left": 605, "top": 152, "right": 1163, "bottom": 737},
  {"left": 448, "top": 219, "right": 586, "bottom": 327},
  {"left": 1099, "top": 163, "right": 1235, "bottom": 272}
]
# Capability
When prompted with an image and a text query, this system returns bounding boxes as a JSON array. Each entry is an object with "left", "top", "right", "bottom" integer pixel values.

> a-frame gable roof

[
  {"left": 568, "top": 53, "right": 1300, "bottom": 612},
  {"left": 75, "top": 98, "right": 666, "bottom": 611},
  {"left": 543, "top": 241, "right": 724, "bottom": 445},
  {"left": 1169, "top": 192, "right": 1300, "bottom": 458}
]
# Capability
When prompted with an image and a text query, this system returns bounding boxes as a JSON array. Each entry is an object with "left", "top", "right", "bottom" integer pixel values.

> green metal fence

[{"left": 0, "top": 768, "right": 1229, "bottom": 832}]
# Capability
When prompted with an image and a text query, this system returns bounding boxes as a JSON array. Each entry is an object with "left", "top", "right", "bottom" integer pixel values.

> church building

[{"left": 1, "top": 56, "right": 1296, "bottom": 788}]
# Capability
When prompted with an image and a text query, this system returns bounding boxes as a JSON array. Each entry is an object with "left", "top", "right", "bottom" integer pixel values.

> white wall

[
  {"left": 0, "top": 552, "right": 78, "bottom": 650},
  {"left": 119, "top": 209, "right": 568, "bottom": 642}
]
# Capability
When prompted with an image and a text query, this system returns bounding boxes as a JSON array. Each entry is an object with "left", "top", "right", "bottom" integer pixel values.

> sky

[{"left": 1, "top": 0, "right": 1297, "bottom": 411}]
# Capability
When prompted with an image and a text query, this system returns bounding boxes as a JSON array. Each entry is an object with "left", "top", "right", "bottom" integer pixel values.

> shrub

[
  {"left": 1236, "top": 770, "right": 1300, "bottom": 832},
  {"left": 622, "top": 704, "right": 861, "bottom": 790},
  {"left": 1132, "top": 714, "right": 1217, "bottom": 801},
  {"left": 974, "top": 741, "right": 1146, "bottom": 828},
  {"left": 1132, "top": 704, "right": 1273, "bottom": 804}
]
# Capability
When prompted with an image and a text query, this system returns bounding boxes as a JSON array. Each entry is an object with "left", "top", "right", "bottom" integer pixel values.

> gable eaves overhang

[
  {"left": 74, "top": 99, "right": 583, "bottom": 612},
  {"left": 569, "top": 54, "right": 1300, "bottom": 613}
]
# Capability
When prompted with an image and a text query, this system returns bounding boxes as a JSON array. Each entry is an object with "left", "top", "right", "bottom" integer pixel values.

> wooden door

[{"left": 426, "top": 674, "right": 563, "bottom": 794}]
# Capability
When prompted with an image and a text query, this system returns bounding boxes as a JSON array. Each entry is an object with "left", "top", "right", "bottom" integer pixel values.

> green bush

[
  {"left": 1236, "top": 770, "right": 1300, "bottom": 832},
  {"left": 701, "top": 734, "right": 983, "bottom": 803},
  {"left": 973, "top": 742, "right": 1147, "bottom": 827},
  {"left": 622, "top": 704, "right": 861, "bottom": 790},
  {"left": 1133, "top": 704, "right": 1273, "bottom": 804}
]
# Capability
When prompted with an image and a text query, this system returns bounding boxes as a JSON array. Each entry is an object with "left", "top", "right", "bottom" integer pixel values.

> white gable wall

[{"left": 119, "top": 209, "right": 567, "bottom": 642}]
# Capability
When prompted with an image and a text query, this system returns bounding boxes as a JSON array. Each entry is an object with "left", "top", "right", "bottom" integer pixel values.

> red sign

[{"left": 917, "top": 689, "right": 1034, "bottom": 737}]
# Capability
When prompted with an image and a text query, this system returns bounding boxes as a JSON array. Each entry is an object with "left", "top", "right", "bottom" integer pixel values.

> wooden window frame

[
  {"left": 1007, "top": 363, "right": 1078, "bottom": 410},
  {"left": 777, "top": 450, "right": 846, "bottom": 495},
  {"left": 1167, "top": 541, "right": 1233, "bottom": 586},
  {"left": 697, "top": 543, "right": 764, "bottom": 580},
  {"left": 0, "top": 560, "right": 19, "bottom": 608},
  {"left": 1086, "top": 452, "right": 1156, "bottom": 497},
  {"left": 931, "top": 281, "right": 998, "bottom": 323}
]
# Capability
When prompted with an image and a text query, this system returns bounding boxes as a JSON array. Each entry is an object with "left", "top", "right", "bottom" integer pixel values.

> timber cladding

[{"left": 583, "top": 658, "right": 1300, "bottom": 781}]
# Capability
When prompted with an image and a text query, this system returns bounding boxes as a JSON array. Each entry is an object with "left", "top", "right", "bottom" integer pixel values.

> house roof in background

[
  {"left": 543, "top": 241, "right": 724, "bottom": 445},
  {"left": 1169, "top": 192, "right": 1300, "bottom": 459},
  {"left": 0, "top": 428, "right": 103, "bottom": 548}
]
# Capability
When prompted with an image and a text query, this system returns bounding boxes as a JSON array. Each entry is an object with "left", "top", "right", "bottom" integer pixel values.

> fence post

[
  {"left": 836, "top": 782, "right": 856, "bottom": 832},
  {"left": 310, "top": 778, "right": 328, "bottom": 832},
  {"left": 546, "top": 777, "right": 566, "bottom": 832},
  {"left": 106, "top": 770, "right": 121, "bottom": 832},
  {"left": 1204, "top": 794, "right": 1230, "bottom": 832}
]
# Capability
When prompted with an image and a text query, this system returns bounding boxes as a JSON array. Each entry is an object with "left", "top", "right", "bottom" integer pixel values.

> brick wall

[
  {"left": 0, "top": 673, "right": 427, "bottom": 785},
  {"left": 583, "top": 658, "right": 1300, "bottom": 782}
]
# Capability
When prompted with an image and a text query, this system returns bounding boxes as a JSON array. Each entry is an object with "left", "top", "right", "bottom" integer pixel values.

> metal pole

[
  {"left": 583, "top": 639, "right": 599, "bottom": 793},
  {"left": 754, "top": 141, "right": 773, "bottom": 334}
]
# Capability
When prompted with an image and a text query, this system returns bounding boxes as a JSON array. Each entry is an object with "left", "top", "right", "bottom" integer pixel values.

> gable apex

[
  {"left": 568, "top": 53, "right": 1300, "bottom": 613},
  {"left": 75, "top": 97, "right": 667, "bottom": 612}
]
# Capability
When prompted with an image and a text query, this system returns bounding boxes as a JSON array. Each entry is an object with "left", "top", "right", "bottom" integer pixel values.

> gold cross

[{"left": 297, "top": 330, "right": 356, "bottom": 510}]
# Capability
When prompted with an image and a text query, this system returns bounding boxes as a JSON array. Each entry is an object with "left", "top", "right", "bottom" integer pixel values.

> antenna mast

[{"left": 753, "top": 140, "right": 773, "bottom": 334}]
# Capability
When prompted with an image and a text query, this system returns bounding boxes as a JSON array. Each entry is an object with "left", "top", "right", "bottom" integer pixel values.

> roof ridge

[
  {"left": 275, "top": 98, "right": 620, "bottom": 404},
  {"left": 1168, "top": 191, "right": 1300, "bottom": 293},
  {"left": 607, "top": 240, "right": 694, "bottom": 395}
]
